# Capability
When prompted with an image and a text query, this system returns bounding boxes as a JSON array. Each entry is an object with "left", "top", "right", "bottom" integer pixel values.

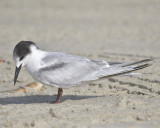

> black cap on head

[{"left": 13, "top": 41, "right": 37, "bottom": 58}]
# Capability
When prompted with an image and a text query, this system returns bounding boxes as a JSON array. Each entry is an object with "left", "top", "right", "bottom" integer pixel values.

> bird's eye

[{"left": 20, "top": 56, "right": 24, "bottom": 61}]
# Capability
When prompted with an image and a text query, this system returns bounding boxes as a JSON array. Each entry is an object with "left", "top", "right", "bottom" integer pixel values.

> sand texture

[{"left": 0, "top": 0, "right": 160, "bottom": 128}]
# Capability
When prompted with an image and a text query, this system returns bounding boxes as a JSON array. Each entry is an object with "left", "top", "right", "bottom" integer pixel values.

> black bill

[{"left": 14, "top": 64, "right": 22, "bottom": 85}]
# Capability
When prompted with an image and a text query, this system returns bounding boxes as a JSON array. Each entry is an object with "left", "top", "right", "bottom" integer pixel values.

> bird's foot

[{"left": 49, "top": 100, "right": 61, "bottom": 104}]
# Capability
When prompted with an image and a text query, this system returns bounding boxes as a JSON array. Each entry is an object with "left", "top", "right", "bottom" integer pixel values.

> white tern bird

[{"left": 13, "top": 41, "right": 152, "bottom": 103}]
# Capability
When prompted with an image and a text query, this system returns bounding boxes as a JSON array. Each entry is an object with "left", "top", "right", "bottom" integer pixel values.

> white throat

[{"left": 25, "top": 47, "right": 45, "bottom": 80}]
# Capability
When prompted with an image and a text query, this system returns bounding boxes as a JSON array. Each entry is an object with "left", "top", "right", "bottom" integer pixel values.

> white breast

[{"left": 25, "top": 47, "right": 46, "bottom": 81}]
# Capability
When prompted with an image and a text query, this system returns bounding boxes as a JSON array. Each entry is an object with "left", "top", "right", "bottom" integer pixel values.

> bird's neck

[{"left": 25, "top": 49, "right": 46, "bottom": 74}]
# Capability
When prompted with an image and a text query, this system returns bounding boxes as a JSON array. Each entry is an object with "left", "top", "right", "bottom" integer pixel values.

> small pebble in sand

[
  {"left": 49, "top": 108, "right": 56, "bottom": 117},
  {"left": 31, "top": 121, "right": 35, "bottom": 126},
  {"left": 13, "top": 82, "right": 43, "bottom": 93},
  {"left": 0, "top": 59, "right": 4, "bottom": 63},
  {"left": 13, "top": 87, "right": 26, "bottom": 93},
  {"left": 136, "top": 115, "right": 147, "bottom": 121},
  {"left": 98, "top": 84, "right": 103, "bottom": 88}
]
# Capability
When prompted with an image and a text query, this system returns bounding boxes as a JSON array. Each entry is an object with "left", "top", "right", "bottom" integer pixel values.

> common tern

[{"left": 13, "top": 41, "right": 153, "bottom": 103}]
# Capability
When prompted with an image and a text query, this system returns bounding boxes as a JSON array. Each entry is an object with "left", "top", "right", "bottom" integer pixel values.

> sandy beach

[{"left": 0, "top": 0, "right": 160, "bottom": 128}]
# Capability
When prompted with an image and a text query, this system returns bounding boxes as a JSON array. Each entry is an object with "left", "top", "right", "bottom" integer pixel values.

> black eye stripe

[{"left": 20, "top": 56, "right": 24, "bottom": 61}]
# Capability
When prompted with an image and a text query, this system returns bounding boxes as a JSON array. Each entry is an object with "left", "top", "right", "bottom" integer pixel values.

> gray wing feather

[
  {"left": 37, "top": 52, "right": 109, "bottom": 87},
  {"left": 36, "top": 52, "right": 152, "bottom": 88}
]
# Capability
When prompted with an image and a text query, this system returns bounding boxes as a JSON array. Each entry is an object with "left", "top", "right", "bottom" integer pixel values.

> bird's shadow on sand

[{"left": 0, "top": 95, "right": 104, "bottom": 105}]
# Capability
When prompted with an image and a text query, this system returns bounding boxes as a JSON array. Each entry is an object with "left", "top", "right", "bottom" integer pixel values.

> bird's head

[{"left": 13, "top": 41, "right": 38, "bottom": 85}]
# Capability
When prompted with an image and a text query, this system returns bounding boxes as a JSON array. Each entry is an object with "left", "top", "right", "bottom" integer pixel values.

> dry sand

[{"left": 0, "top": 0, "right": 160, "bottom": 128}]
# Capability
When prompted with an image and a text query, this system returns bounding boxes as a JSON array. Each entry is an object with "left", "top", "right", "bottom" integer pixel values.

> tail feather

[
  {"left": 97, "top": 59, "right": 153, "bottom": 79},
  {"left": 121, "top": 58, "right": 153, "bottom": 67}
]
